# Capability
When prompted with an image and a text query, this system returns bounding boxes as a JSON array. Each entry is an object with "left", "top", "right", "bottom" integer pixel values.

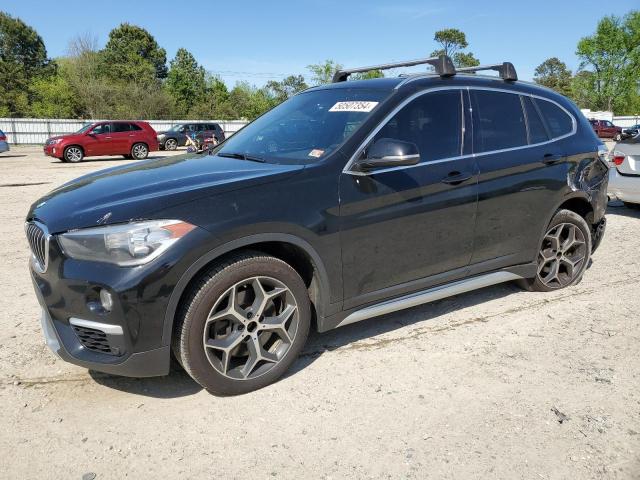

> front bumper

[
  {"left": 43, "top": 143, "right": 60, "bottom": 158},
  {"left": 39, "top": 306, "right": 170, "bottom": 377},
  {"left": 29, "top": 225, "right": 214, "bottom": 377},
  {"left": 0, "top": 141, "right": 9, "bottom": 153}
]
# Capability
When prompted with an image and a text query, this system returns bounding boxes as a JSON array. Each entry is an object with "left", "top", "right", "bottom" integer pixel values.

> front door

[
  {"left": 83, "top": 123, "right": 112, "bottom": 156},
  {"left": 339, "top": 89, "right": 478, "bottom": 307}
]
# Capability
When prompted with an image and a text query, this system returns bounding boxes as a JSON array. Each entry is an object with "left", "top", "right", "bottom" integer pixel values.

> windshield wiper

[{"left": 217, "top": 152, "right": 265, "bottom": 163}]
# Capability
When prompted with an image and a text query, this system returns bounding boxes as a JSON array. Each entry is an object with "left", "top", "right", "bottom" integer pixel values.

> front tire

[
  {"left": 63, "top": 146, "right": 83, "bottom": 163},
  {"left": 131, "top": 143, "right": 148, "bottom": 160},
  {"left": 173, "top": 252, "right": 311, "bottom": 395},
  {"left": 614, "top": 133, "right": 622, "bottom": 142},
  {"left": 164, "top": 138, "right": 178, "bottom": 151},
  {"left": 520, "top": 209, "right": 592, "bottom": 292}
]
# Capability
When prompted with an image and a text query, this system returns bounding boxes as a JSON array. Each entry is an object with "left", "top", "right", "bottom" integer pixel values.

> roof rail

[
  {"left": 456, "top": 62, "right": 518, "bottom": 81},
  {"left": 332, "top": 55, "right": 456, "bottom": 83}
]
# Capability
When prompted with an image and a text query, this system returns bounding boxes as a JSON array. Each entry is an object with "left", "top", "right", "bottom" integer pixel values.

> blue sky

[{"left": 2, "top": 0, "right": 638, "bottom": 86}]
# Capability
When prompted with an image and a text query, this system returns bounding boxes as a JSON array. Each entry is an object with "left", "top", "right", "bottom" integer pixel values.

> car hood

[
  {"left": 28, "top": 153, "right": 305, "bottom": 233},
  {"left": 47, "top": 133, "right": 83, "bottom": 143}
]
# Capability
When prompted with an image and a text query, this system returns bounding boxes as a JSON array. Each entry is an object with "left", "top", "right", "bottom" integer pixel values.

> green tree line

[{"left": 1, "top": 11, "right": 639, "bottom": 120}]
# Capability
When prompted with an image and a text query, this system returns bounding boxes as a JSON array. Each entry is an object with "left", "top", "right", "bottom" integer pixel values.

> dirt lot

[{"left": 1, "top": 145, "right": 639, "bottom": 479}]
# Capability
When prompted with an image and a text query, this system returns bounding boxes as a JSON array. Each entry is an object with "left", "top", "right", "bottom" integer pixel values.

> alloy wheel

[
  {"left": 537, "top": 222, "right": 587, "bottom": 288},
  {"left": 65, "top": 147, "right": 82, "bottom": 162},
  {"left": 165, "top": 138, "right": 177, "bottom": 150},
  {"left": 132, "top": 144, "right": 148, "bottom": 159},
  {"left": 202, "top": 276, "right": 299, "bottom": 380}
]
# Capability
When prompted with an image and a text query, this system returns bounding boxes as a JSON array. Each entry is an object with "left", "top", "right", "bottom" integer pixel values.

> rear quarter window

[{"left": 534, "top": 98, "right": 574, "bottom": 138}]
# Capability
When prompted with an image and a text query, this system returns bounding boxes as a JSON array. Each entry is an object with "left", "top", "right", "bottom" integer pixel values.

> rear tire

[
  {"left": 519, "top": 209, "right": 592, "bottom": 292},
  {"left": 131, "top": 143, "right": 148, "bottom": 160},
  {"left": 63, "top": 146, "right": 83, "bottom": 163},
  {"left": 173, "top": 252, "right": 311, "bottom": 395}
]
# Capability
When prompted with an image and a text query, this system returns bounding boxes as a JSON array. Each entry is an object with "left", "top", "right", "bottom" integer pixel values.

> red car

[
  {"left": 44, "top": 121, "right": 159, "bottom": 163},
  {"left": 589, "top": 119, "right": 623, "bottom": 140}
]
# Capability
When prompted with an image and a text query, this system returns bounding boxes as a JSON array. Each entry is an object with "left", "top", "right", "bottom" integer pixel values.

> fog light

[{"left": 99, "top": 289, "right": 113, "bottom": 312}]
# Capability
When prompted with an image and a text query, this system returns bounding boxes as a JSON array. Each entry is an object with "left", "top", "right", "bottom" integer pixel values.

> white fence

[
  {"left": 613, "top": 116, "right": 640, "bottom": 128},
  {"left": 0, "top": 118, "right": 249, "bottom": 145}
]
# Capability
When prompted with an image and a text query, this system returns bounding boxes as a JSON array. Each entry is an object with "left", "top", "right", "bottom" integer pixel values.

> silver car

[
  {"left": 609, "top": 139, "right": 640, "bottom": 207},
  {"left": 0, "top": 129, "right": 9, "bottom": 154}
]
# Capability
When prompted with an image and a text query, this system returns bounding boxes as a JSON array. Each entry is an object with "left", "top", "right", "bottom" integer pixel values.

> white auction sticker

[{"left": 329, "top": 101, "right": 379, "bottom": 112}]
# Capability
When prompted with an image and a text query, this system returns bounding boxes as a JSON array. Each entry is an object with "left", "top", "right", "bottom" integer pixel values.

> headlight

[
  {"left": 58, "top": 220, "right": 196, "bottom": 266},
  {"left": 48, "top": 139, "right": 63, "bottom": 145}
]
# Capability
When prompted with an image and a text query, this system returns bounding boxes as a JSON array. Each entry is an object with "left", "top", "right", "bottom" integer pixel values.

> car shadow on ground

[
  {"left": 88, "top": 361, "right": 203, "bottom": 399},
  {"left": 88, "top": 281, "right": 522, "bottom": 399},
  {"left": 0, "top": 154, "right": 27, "bottom": 158},
  {"left": 47, "top": 153, "right": 175, "bottom": 165},
  {"left": 284, "top": 281, "right": 522, "bottom": 379}
]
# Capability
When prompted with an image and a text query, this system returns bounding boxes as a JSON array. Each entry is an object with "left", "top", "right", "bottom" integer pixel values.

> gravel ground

[{"left": 1, "top": 145, "right": 639, "bottom": 480}]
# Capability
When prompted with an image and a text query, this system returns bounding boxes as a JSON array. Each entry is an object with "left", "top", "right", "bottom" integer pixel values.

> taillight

[
  {"left": 0, "top": 134, "right": 6, "bottom": 142},
  {"left": 610, "top": 150, "right": 625, "bottom": 166}
]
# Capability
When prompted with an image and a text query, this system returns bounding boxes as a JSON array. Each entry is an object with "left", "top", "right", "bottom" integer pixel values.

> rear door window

[
  {"left": 522, "top": 96, "right": 549, "bottom": 144},
  {"left": 129, "top": 123, "right": 142, "bottom": 131},
  {"left": 471, "top": 90, "right": 527, "bottom": 153},
  {"left": 534, "top": 98, "right": 574, "bottom": 138},
  {"left": 112, "top": 122, "right": 130, "bottom": 133}
]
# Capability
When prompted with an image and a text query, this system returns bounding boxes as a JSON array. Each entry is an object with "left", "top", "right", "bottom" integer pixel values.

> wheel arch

[
  {"left": 162, "top": 233, "right": 332, "bottom": 345},
  {"left": 533, "top": 193, "right": 595, "bottom": 264},
  {"left": 63, "top": 144, "right": 84, "bottom": 156}
]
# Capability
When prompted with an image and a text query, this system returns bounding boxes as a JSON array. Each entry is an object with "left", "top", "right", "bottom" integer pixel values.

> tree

[
  {"left": 431, "top": 28, "right": 468, "bottom": 58},
  {"left": 100, "top": 23, "right": 167, "bottom": 84},
  {"left": 307, "top": 60, "right": 343, "bottom": 85},
  {"left": 534, "top": 57, "right": 573, "bottom": 97},
  {"left": 29, "top": 65, "right": 81, "bottom": 118},
  {"left": 0, "top": 11, "right": 51, "bottom": 116},
  {"left": 453, "top": 52, "right": 480, "bottom": 68},
  {"left": 430, "top": 28, "right": 480, "bottom": 68},
  {"left": 166, "top": 48, "right": 207, "bottom": 117},
  {"left": 265, "top": 75, "right": 308, "bottom": 103},
  {"left": 575, "top": 11, "right": 640, "bottom": 113},
  {"left": 351, "top": 69, "right": 384, "bottom": 80}
]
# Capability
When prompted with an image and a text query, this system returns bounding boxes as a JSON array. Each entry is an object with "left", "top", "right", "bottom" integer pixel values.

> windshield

[
  {"left": 168, "top": 124, "right": 184, "bottom": 132},
  {"left": 214, "top": 88, "right": 391, "bottom": 164},
  {"left": 76, "top": 124, "right": 92, "bottom": 134}
]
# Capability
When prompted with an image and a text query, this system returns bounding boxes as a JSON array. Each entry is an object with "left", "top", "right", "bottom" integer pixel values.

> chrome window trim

[{"left": 342, "top": 86, "right": 577, "bottom": 176}]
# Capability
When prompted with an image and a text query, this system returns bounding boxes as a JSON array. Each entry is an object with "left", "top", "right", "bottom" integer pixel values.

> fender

[{"left": 161, "top": 233, "right": 334, "bottom": 345}]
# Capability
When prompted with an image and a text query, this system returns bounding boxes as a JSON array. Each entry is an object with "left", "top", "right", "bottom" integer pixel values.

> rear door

[
  {"left": 470, "top": 89, "right": 574, "bottom": 269},
  {"left": 339, "top": 89, "right": 478, "bottom": 307},
  {"left": 110, "top": 122, "right": 133, "bottom": 154}
]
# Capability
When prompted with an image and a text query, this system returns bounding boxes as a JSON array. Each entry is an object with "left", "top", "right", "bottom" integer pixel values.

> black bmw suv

[{"left": 26, "top": 56, "right": 608, "bottom": 395}]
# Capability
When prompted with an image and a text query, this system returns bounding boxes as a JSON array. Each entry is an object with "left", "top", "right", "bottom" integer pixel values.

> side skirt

[{"left": 335, "top": 271, "right": 523, "bottom": 329}]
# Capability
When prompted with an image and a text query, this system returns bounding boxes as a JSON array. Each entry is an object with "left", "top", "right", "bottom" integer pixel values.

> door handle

[
  {"left": 441, "top": 171, "right": 473, "bottom": 185},
  {"left": 542, "top": 153, "right": 563, "bottom": 165},
  {"left": 104, "top": 136, "right": 112, "bottom": 139}
]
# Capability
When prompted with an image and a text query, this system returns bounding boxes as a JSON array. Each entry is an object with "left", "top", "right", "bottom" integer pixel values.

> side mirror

[{"left": 356, "top": 138, "right": 420, "bottom": 171}]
